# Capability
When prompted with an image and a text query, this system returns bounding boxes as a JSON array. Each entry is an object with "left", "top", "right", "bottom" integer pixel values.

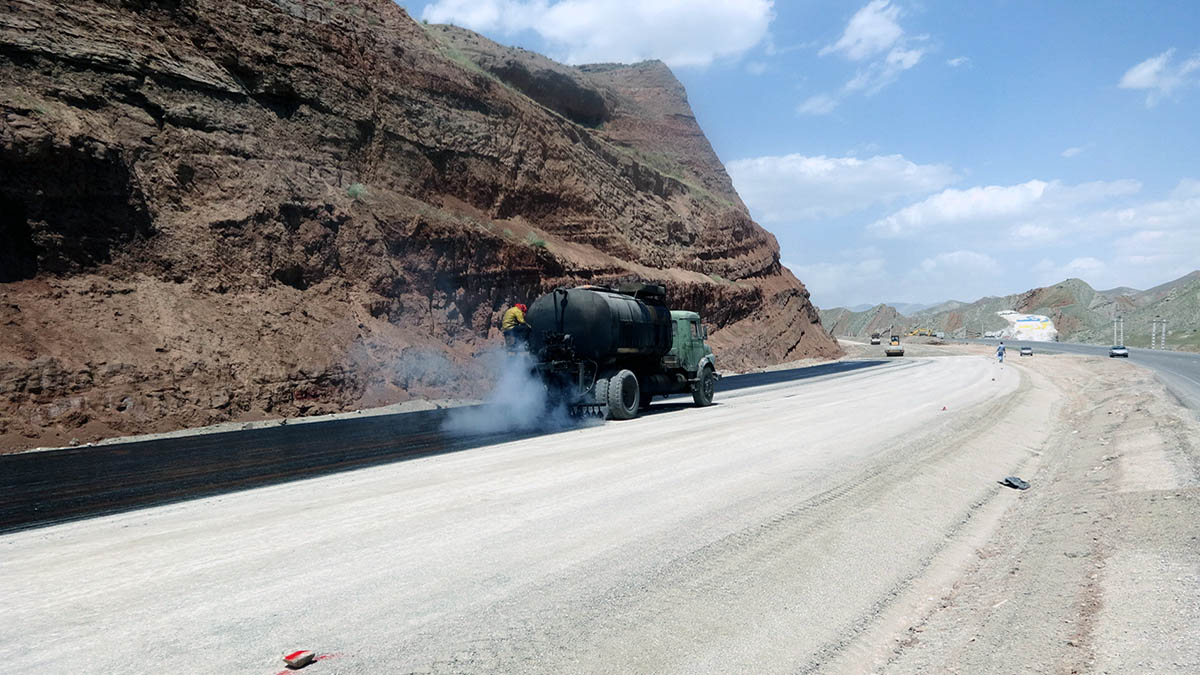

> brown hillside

[{"left": 0, "top": 0, "right": 838, "bottom": 450}]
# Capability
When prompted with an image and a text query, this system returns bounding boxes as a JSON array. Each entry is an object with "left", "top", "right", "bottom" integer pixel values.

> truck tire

[
  {"left": 692, "top": 366, "right": 715, "bottom": 407},
  {"left": 590, "top": 374, "right": 610, "bottom": 415},
  {"left": 606, "top": 369, "right": 640, "bottom": 420}
]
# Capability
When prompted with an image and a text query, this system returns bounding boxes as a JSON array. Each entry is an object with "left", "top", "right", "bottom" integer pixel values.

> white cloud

[
  {"left": 1010, "top": 224, "right": 1060, "bottom": 243},
  {"left": 727, "top": 153, "right": 958, "bottom": 222},
  {"left": 869, "top": 179, "right": 1142, "bottom": 237},
  {"left": 746, "top": 61, "right": 768, "bottom": 75},
  {"left": 820, "top": 0, "right": 903, "bottom": 61},
  {"left": 1171, "top": 178, "right": 1200, "bottom": 199},
  {"left": 1033, "top": 257, "right": 1107, "bottom": 285},
  {"left": 786, "top": 252, "right": 888, "bottom": 309},
  {"left": 847, "top": 141, "right": 882, "bottom": 156},
  {"left": 1119, "top": 48, "right": 1200, "bottom": 106},
  {"left": 1086, "top": 179, "right": 1199, "bottom": 232},
  {"left": 903, "top": 250, "right": 1003, "bottom": 300},
  {"left": 918, "top": 250, "right": 1000, "bottom": 274},
  {"left": 806, "top": 0, "right": 927, "bottom": 112},
  {"left": 421, "top": 0, "right": 774, "bottom": 68},
  {"left": 946, "top": 56, "right": 969, "bottom": 68},
  {"left": 1061, "top": 146, "right": 1084, "bottom": 158},
  {"left": 797, "top": 93, "right": 838, "bottom": 115},
  {"left": 1064, "top": 257, "right": 1106, "bottom": 276},
  {"left": 844, "top": 44, "right": 926, "bottom": 95}
]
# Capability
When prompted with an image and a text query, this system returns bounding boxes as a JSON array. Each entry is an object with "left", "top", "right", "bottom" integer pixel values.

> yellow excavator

[{"left": 885, "top": 334, "right": 904, "bottom": 357}]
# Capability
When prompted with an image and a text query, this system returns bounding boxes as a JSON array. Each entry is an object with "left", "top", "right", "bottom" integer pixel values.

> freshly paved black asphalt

[{"left": 0, "top": 359, "right": 888, "bottom": 534}]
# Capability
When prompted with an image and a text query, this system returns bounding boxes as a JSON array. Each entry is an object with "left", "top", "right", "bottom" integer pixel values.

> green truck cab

[{"left": 668, "top": 310, "right": 718, "bottom": 407}]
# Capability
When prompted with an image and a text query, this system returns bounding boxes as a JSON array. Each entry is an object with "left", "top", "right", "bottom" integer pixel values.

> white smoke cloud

[{"left": 442, "top": 349, "right": 592, "bottom": 436}]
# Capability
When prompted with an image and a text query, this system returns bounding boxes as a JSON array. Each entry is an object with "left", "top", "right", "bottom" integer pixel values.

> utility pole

[
  {"left": 1151, "top": 316, "right": 1167, "bottom": 350},
  {"left": 1113, "top": 315, "right": 1124, "bottom": 346}
]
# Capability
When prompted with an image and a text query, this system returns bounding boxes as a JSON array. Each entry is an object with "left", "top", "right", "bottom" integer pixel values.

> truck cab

[
  {"left": 667, "top": 311, "right": 715, "bottom": 375},
  {"left": 664, "top": 310, "right": 718, "bottom": 411}
]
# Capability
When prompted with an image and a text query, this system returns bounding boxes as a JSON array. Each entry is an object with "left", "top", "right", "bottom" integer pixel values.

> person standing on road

[{"left": 996, "top": 341, "right": 1006, "bottom": 364}]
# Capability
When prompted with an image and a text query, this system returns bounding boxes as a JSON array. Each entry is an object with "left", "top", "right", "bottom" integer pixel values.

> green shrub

[
  {"left": 346, "top": 183, "right": 367, "bottom": 199},
  {"left": 525, "top": 233, "right": 547, "bottom": 248}
]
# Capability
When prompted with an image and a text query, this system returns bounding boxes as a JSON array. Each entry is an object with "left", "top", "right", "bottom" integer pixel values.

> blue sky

[{"left": 399, "top": 0, "right": 1200, "bottom": 308}]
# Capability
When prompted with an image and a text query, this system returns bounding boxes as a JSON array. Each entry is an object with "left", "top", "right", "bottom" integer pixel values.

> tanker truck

[{"left": 525, "top": 282, "right": 719, "bottom": 420}]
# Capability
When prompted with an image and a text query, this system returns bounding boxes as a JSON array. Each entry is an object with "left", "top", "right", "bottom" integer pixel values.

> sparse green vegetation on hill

[{"left": 822, "top": 271, "right": 1200, "bottom": 352}]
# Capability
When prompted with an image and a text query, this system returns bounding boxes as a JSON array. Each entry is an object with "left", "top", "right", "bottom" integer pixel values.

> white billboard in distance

[{"left": 997, "top": 311, "right": 1058, "bottom": 341}]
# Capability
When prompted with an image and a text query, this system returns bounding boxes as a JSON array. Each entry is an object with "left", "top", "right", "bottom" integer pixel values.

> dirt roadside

[{"left": 864, "top": 353, "right": 1200, "bottom": 674}]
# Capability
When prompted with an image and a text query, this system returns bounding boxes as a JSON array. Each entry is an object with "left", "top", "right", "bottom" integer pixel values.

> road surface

[
  {"left": 3, "top": 356, "right": 1025, "bottom": 672},
  {"left": 0, "top": 360, "right": 884, "bottom": 534},
  {"left": 3, "top": 352, "right": 1197, "bottom": 674}
]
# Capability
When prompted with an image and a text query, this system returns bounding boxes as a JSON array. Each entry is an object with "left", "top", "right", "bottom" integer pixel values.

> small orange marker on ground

[{"left": 284, "top": 650, "right": 316, "bottom": 669}]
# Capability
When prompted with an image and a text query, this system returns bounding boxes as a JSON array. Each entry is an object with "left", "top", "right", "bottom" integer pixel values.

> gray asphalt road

[
  {"left": 0, "top": 360, "right": 886, "bottom": 534},
  {"left": 967, "top": 339, "right": 1200, "bottom": 414},
  {"left": 1, "top": 356, "right": 1034, "bottom": 674}
]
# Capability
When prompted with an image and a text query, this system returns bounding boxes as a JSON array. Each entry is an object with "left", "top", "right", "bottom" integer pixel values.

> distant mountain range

[
  {"left": 820, "top": 271, "right": 1200, "bottom": 351},
  {"left": 846, "top": 301, "right": 941, "bottom": 315}
]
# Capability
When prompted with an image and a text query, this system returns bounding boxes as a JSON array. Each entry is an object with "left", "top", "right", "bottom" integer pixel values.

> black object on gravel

[{"left": 999, "top": 476, "right": 1030, "bottom": 490}]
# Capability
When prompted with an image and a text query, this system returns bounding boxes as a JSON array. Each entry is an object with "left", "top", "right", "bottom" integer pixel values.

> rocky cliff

[
  {"left": 0, "top": 0, "right": 839, "bottom": 451},
  {"left": 819, "top": 304, "right": 907, "bottom": 340}
]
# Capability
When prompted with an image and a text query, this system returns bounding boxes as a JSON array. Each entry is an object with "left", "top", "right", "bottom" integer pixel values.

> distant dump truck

[
  {"left": 526, "top": 283, "right": 718, "bottom": 419},
  {"left": 885, "top": 334, "right": 904, "bottom": 357},
  {"left": 870, "top": 333, "right": 882, "bottom": 345}
]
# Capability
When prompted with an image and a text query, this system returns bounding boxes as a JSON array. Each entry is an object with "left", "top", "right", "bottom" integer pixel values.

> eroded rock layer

[{"left": 0, "top": 0, "right": 839, "bottom": 450}]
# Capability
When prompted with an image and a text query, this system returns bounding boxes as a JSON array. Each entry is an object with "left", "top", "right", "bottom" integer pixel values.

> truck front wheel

[
  {"left": 606, "top": 369, "right": 640, "bottom": 420},
  {"left": 693, "top": 366, "right": 715, "bottom": 407}
]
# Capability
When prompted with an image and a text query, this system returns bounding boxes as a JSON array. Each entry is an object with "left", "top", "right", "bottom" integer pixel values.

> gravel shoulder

[
  {"left": 873, "top": 353, "right": 1200, "bottom": 675},
  {"left": 1, "top": 350, "right": 1196, "bottom": 674}
]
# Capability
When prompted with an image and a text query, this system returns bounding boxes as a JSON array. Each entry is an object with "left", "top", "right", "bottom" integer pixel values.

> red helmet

[{"left": 516, "top": 303, "right": 527, "bottom": 312}]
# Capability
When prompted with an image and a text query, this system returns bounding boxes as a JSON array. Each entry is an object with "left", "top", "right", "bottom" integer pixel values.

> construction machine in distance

[
  {"left": 885, "top": 334, "right": 904, "bottom": 357},
  {"left": 869, "top": 333, "right": 882, "bottom": 345}
]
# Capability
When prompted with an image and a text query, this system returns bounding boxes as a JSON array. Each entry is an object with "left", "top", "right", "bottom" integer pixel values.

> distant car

[
  {"left": 1109, "top": 345, "right": 1129, "bottom": 358},
  {"left": 1019, "top": 346, "right": 1033, "bottom": 357}
]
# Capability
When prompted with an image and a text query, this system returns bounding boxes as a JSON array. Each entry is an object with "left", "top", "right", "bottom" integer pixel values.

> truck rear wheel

[
  {"left": 606, "top": 369, "right": 640, "bottom": 420},
  {"left": 693, "top": 366, "right": 715, "bottom": 407}
]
